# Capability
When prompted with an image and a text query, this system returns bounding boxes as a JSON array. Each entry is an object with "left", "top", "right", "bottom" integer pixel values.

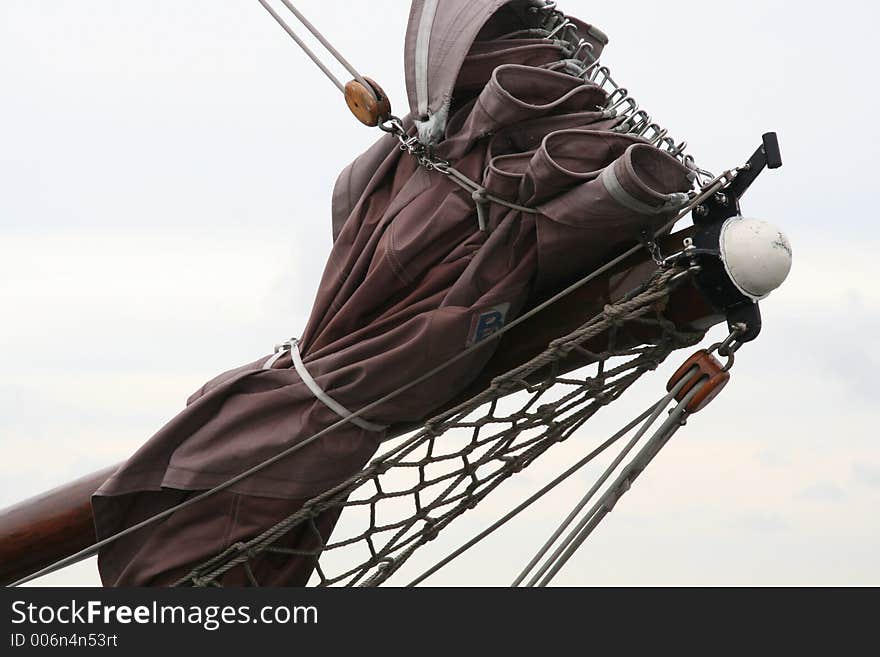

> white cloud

[{"left": 1, "top": 0, "right": 878, "bottom": 586}]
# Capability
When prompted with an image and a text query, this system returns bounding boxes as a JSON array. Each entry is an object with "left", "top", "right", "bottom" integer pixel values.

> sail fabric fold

[{"left": 92, "top": 0, "right": 691, "bottom": 586}]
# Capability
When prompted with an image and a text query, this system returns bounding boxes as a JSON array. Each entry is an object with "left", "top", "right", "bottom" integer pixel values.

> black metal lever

[{"left": 723, "top": 131, "right": 783, "bottom": 203}]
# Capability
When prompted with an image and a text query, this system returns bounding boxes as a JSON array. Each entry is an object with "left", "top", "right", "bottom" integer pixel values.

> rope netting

[{"left": 177, "top": 265, "right": 705, "bottom": 587}]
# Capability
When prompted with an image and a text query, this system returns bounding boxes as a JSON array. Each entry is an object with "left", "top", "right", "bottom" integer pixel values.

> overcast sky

[{"left": 1, "top": 0, "right": 878, "bottom": 586}]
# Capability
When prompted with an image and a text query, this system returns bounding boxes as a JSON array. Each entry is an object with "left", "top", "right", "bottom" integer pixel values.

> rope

[
  {"left": 9, "top": 1, "right": 741, "bottom": 586},
  {"left": 290, "top": 340, "right": 387, "bottom": 433},
  {"left": 257, "top": 0, "right": 374, "bottom": 98},
  {"left": 172, "top": 266, "right": 704, "bottom": 587},
  {"left": 511, "top": 375, "right": 694, "bottom": 586},
  {"left": 532, "top": 382, "right": 704, "bottom": 586},
  {"left": 166, "top": 3, "right": 727, "bottom": 585},
  {"left": 10, "top": 176, "right": 725, "bottom": 587},
  {"left": 405, "top": 401, "right": 662, "bottom": 586}
]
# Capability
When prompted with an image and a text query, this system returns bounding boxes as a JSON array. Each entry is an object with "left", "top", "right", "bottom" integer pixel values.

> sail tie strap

[{"left": 264, "top": 339, "right": 387, "bottom": 433}]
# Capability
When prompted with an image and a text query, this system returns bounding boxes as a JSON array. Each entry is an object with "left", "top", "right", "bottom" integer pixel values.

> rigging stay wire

[
  {"left": 408, "top": 368, "right": 703, "bottom": 586},
  {"left": 178, "top": 269, "right": 701, "bottom": 587},
  {"left": 513, "top": 373, "right": 696, "bottom": 586},
  {"left": 535, "top": 381, "right": 705, "bottom": 586},
  {"left": 406, "top": 400, "right": 663, "bottom": 586}
]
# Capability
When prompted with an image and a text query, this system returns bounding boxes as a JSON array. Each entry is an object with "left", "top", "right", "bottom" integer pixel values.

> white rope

[
  {"left": 413, "top": 0, "right": 438, "bottom": 119},
  {"left": 406, "top": 399, "right": 664, "bottom": 586},
  {"left": 532, "top": 380, "right": 705, "bottom": 586},
  {"left": 512, "top": 369, "right": 697, "bottom": 586},
  {"left": 257, "top": 0, "right": 374, "bottom": 98},
  {"left": 600, "top": 166, "right": 690, "bottom": 216}
]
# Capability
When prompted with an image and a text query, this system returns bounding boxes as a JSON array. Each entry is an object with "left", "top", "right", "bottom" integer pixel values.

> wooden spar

[
  {"left": 0, "top": 227, "right": 723, "bottom": 586},
  {"left": 0, "top": 466, "right": 117, "bottom": 586}
]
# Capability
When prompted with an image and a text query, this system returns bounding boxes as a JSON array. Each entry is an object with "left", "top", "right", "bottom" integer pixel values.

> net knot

[
  {"left": 603, "top": 303, "right": 628, "bottom": 323},
  {"left": 536, "top": 404, "right": 558, "bottom": 424},
  {"left": 422, "top": 421, "right": 442, "bottom": 437},
  {"left": 422, "top": 518, "right": 439, "bottom": 541},
  {"left": 231, "top": 541, "right": 258, "bottom": 560},
  {"left": 582, "top": 377, "right": 604, "bottom": 392},
  {"left": 490, "top": 378, "right": 522, "bottom": 395},
  {"left": 546, "top": 424, "right": 566, "bottom": 443}
]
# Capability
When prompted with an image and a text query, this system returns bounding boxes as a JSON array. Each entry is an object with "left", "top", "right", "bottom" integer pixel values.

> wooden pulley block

[
  {"left": 344, "top": 77, "right": 391, "bottom": 127},
  {"left": 666, "top": 349, "right": 730, "bottom": 413}
]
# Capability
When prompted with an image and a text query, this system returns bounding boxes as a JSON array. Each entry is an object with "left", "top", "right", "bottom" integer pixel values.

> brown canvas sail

[{"left": 91, "top": 0, "right": 695, "bottom": 586}]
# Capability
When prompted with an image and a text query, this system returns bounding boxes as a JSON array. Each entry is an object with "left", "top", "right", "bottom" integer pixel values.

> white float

[{"left": 718, "top": 216, "right": 792, "bottom": 300}]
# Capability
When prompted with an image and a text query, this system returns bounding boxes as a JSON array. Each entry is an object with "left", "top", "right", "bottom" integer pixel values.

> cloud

[
  {"left": 734, "top": 511, "right": 790, "bottom": 534},
  {"left": 797, "top": 482, "right": 846, "bottom": 503},
  {"left": 2, "top": 0, "right": 880, "bottom": 587},
  {"left": 853, "top": 463, "right": 880, "bottom": 488}
]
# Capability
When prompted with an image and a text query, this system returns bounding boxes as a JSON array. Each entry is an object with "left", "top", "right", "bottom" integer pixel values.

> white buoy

[{"left": 718, "top": 216, "right": 792, "bottom": 300}]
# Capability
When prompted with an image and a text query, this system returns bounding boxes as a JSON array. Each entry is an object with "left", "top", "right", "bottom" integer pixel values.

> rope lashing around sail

[{"left": 174, "top": 266, "right": 708, "bottom": 587}]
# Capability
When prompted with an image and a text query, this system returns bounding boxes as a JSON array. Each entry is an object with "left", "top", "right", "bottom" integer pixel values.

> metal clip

[{"left": 708, "top": 323, "right": 747, "bottom": 371}]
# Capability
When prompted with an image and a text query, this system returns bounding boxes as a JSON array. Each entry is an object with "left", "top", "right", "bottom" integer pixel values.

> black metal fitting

[{"left": 689, "top": 132, "right": 783, "bottom": 343}]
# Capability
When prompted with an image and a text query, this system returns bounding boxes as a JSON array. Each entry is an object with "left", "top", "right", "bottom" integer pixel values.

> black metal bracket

[{"left": 690, "top": 132, "right": 783, "bottom": 343}]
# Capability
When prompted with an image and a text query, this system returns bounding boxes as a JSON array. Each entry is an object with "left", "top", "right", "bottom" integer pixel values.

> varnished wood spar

[
  {"left": 0, "top": 466, "right": 116, "bottom": 586},
  {"left": 0, "top": 228, "right": 722, "bottom": 586}
]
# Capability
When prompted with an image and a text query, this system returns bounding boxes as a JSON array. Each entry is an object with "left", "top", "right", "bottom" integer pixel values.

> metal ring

[
  {"left": 713, "top": 324, "right": 746, "bottom": 359},
  {"left": 721, "top": 351, "right": 735, "bottom": 372},
  {"left": 378, "top": 115, "right": 404, "bottom": 134}
]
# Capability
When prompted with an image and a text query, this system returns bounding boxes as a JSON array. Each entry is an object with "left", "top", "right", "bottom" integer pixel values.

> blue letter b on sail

[{"left": 469, "top": 303, "right": 511, "bottom": 345}]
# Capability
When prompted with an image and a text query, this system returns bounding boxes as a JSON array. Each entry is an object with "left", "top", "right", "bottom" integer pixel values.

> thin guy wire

[
  {"left": 514, "top": 371, "right": 695, "bottom": 587},
  {"left": 536, "top": 383, "right": 703, "bottom": 586},
  {"left": 181, "top": 274, "right": 700, "bottom": 586},
  {"left": 405, "top": 400, "right": 661, "bottom": 586},
  {"left": 9, "top": 225, "right": 704, "bottom": 587}
]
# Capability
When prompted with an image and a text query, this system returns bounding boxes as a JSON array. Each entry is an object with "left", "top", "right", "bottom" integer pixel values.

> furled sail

[{"left": 92, "top": 0, "right": 700, "bottom": 586}]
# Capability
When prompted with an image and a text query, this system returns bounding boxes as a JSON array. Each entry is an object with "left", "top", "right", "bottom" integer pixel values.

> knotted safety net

[{"left": 176, "top": 266, "right": 704, "bottom": 587}]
